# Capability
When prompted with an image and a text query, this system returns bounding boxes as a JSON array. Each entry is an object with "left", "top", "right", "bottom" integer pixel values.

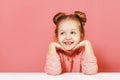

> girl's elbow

[
  {"left": 84, "top": 69, "right": 98, "bottom": 75},
  {"left": 82, "top": 66, "right": 98, "bottom": 75},
  {"left": 45, "top": 69, "right": 62, "bottom": 75},
  {"left": 45, "top": 67, "right": 62, "bottom": 75}
]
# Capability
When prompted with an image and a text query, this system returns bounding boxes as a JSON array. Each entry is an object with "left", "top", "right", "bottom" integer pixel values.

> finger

[
  {"left": 73, "top": 42, "right": 84, "bottom": 50},
  {"left": 56, "top": 43, "right": 65, "bottom": 51},
  {"left": 73, "top": 44, "right": 80, "bottom": 50},
  {"left": 58, "top": 45, "right": 65, "bottom": 50}
]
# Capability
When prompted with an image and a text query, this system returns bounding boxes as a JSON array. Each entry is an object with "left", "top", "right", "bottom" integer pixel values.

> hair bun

[
  {"left": 74, "top": 11, "right": 87, "bottom": 25},
  {"left": 53, "top": 12, "right": 65, "bottom": 25}
]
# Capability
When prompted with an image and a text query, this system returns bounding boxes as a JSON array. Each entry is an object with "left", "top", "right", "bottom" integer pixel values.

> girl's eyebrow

[
  {"left": 59, "top": 29, "right": 77, "bottom": 32},
  {"left": 71, "top": 29, "right": 77, "bottom": 31},
  {"left": 59, "top": 30, "right": 65, "bottom": 32}
]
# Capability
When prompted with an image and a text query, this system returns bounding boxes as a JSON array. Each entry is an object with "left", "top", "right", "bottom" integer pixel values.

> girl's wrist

[
  {"left": 84, "top": 40, "right": 95, "bottom": 56},
  {"left": 48, "top": 43, "right": 57, "bottom": 54}
]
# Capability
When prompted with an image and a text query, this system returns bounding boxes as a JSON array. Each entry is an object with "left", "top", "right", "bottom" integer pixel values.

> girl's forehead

[{"left": 58, "top": 20, "right": 80, "bottom": 30}]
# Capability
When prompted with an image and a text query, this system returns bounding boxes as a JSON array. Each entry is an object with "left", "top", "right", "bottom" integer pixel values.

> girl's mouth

[{"left": 64, "top": 42, "right": 74, "bottom": 46}]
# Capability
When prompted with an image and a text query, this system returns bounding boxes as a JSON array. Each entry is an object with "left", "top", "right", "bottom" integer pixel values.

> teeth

[{"left": 64, "top": 42, "right": 73, "bottom": 45}]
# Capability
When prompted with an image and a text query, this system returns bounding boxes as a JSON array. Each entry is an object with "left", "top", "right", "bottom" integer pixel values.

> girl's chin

[
  {"left": 62, "top": 44, "right": 76, "bottom": 50},
  {"left": 64, "top": 47, "right": 74, "bottom": 51}
]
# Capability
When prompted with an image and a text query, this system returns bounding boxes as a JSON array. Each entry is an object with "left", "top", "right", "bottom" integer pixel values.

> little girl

[{"left": 45, "top": 11, "right": 98, "bottom": 75}]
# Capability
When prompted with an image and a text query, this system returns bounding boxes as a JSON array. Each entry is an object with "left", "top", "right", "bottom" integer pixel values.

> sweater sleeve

[
  {"left": 45, "top": 53, "right": 62, "bottom": 75},
  {"left": 81, "top": 54, "right": 98, "bottom": 75}
]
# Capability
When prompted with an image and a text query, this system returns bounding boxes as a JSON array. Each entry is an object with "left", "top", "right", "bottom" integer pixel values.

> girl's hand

[
  {"left": 73, "top": 40, "right": 94, "bottom": 55},
  {"left": 73, "top": 40, "right": 91, "bottom": 49},
  {"left": 48, "top": 42, "right": 65, "bottom": 54}
]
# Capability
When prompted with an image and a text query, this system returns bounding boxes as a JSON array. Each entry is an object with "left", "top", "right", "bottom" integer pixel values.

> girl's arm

[
  {"left": 81, "top": 40, "right": 98, "bottom": 74},
  {"left": 73, "top": 40, "right": 98, "bottom": 74},
  {"left": 45, "top": 42, "right": 63, "bottom": 75},
  {"left": 81, "top": 53, "right": 98, "bottom": 75}
]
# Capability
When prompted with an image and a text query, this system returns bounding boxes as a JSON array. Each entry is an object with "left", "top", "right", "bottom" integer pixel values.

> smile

[{"left": 64, "top": 42, "right": 74, "bottom": 46}]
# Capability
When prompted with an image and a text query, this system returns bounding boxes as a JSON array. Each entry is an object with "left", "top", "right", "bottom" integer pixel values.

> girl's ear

[
  {"left": 53, "top": 12, "right": 66, "bottom": 25},
  {"left": 80, "top": 33, "right": 84, "bottom": 41},
  {"left": 74, "top": 11, "right": 87, "bottom": 26}
]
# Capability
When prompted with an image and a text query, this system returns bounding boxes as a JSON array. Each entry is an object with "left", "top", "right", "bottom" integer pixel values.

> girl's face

[{"left": 57, "top": 20, "right": 81, "bottom": 51}]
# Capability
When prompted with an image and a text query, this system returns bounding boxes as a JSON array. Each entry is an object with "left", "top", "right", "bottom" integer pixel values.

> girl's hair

[{"left": 53, "top": 11, "right": 87, "bottom": 40}]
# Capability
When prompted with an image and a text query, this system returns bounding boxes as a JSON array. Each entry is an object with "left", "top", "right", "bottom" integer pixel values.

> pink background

[{"left": 0, "top": 0, "right": 120, "bottom": 72}]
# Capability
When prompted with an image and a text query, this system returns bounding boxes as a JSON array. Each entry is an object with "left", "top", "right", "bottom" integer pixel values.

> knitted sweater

[{"left": 45, "top": 49, "right": 98, "bottom": 75}]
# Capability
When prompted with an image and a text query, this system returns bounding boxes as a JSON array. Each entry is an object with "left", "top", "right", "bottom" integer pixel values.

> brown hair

[{"left": 53, "top": 11, "right": 87, "bottom": 40}]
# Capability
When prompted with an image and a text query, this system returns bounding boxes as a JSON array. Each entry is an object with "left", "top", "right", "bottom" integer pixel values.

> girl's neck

[{"left": 64, "top": 49, "right": 77, "bottom": 56}]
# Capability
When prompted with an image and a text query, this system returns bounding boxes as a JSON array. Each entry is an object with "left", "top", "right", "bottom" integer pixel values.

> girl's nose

[{"left": 66, "top": 35, "right": 72, "bottom": 40}]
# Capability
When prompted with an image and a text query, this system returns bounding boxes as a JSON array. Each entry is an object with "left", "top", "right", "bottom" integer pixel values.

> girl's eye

[
  {"left": 60, "top": 32, "right": 65, "bottom": 35},
  {"left": 71, "top": 31, "right": 76, "bottom": 34}
]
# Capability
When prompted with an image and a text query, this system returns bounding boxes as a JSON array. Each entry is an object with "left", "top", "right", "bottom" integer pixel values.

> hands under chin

[
  {"left": 62, "top": 40, "right": 91, "bottom": 55},
  {"left": 56, "top": 40, "right": 94, "bottom": 56}
]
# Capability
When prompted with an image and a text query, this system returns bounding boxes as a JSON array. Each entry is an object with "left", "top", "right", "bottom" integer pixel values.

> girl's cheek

[
  {"left": 73, "top": 36, "right": 81, "bottom": 41},
  {"left": 59, "top": 35, "right": 65, "bottom": 39},
  {"left": 58, "top": 36, "right": 63, "bottom": 41}
]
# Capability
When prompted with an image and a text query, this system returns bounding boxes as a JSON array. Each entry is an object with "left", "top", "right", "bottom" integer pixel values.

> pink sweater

[{"left": 45, "top": 49, "right": 98, "bottom": 75}]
